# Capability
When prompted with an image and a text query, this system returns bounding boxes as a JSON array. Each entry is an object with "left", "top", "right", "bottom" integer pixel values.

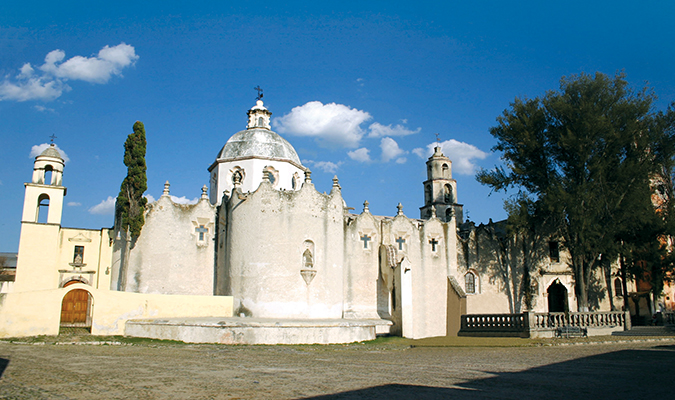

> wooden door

[{"left": 60, "top": 289, "right": 91, "bottom": 327}]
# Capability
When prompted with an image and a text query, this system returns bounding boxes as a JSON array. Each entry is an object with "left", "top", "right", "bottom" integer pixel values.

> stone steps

[{"left": 612, "top": 326, "right": 675, "bottom": 336}]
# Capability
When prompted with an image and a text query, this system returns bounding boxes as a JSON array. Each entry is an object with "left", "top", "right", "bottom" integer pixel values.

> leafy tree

[
  {"left": 478, "top": 72, "right": 674, "bottom": 311},
  {"left": 117, "top": 121, "right": 148, "bottom": 240}
]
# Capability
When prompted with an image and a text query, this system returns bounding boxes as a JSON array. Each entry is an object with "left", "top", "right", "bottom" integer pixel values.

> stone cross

[
  {"left": 254, "top": 86, "right": 263, "bottom": 100},
  {"left": 429, "top": 238, "right": 439, "bottom": 251},
  {"left": 396, "top": 236, "right": 406, "bottom": 251},
  {"left": 195, "top": 225, "right": 208, "bottom": 241},
  {"left": 360, "top": 234, "right": 371, "bottom": 249}
]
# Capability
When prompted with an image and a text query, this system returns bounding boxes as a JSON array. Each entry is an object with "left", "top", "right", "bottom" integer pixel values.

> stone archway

[
  {"left": 547, "top": 280, "right": 568, "bottom": 313},
  {"left": 60, "top": 284, "right": 92, "bottom": 331}
]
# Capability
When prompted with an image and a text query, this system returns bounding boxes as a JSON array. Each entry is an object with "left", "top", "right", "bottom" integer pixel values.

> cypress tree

[{"left": 117, "top": 121, "right": 147, "bottom": 240}]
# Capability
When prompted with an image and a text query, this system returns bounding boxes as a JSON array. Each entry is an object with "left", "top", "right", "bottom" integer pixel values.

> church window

[
  {"left": 264, "top": 166, "right": 279, "bottom": 186},
  {"left": 444, "top": 184, "right": 452, "bottom": 204},
  {"left": 425, "top": 185, "right": 432, "bottom": 205},
  {"left": 195, "top": 225, "right": 208, "bottom": 241},
  {"left": 73, "top": 246, "right": 84, "bottom": 265},
  {"left": 37, "top": 193, "right": 50, "bottom": 223},
  {"left": 258, "top": 117, "right": 264, "bottom": 127},
  {"left": 231, "top": 168, "right": 244, "bottom": 185},
  {"left": 360, "top": 234, "right": 372, "bottom": 249},
  {"left": 445, "top": 208, "right": 453, "bottom": 220},
  {"left": 303, "top": 249, "right": 313, "bottom": 269},
  {"left": 442, "top": 163, "right": 449, "bottom": 177},
  {"left": 465, "top": 272, "right": 476, "bottom": 294},
  {"left": 549, "top": 241, "right": 560, "bottom": 263},
  {"left": 614, "top": 278, "right": 623, "bottom": 297}
]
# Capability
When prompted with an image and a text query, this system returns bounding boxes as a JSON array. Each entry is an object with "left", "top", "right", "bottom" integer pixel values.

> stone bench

[{"left": 556, "top": 326, "right": 588, "bottom": 338}]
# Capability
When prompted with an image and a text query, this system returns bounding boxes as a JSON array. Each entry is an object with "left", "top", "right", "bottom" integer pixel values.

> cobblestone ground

[{"left": 0, "top": 338, "right": 673, "bottom": 399}]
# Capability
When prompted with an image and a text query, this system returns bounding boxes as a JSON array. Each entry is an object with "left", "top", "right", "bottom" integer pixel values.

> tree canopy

[
  {"left": 117, "top": 121, "right": 148, "bottom": 239},
  {"left": 477, "top": 72, "right": 675, "bottom": 311}
]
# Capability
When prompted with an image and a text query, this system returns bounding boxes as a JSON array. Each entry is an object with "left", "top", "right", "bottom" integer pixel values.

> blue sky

[{"left": 1, "top": 1, "right": 674, "bottom": 252}]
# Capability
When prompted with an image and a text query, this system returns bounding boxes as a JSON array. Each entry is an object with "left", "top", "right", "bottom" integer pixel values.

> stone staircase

[{"left": 612, "top": 325, "right": 675, "bottom": 336}]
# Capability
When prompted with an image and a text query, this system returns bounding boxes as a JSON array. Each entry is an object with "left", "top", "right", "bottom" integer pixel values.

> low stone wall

[{"left": 459, "top": 311, "right": 630, "bottom": 338}]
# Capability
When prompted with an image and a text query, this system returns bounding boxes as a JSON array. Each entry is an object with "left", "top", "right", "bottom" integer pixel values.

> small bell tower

[
  {"left": 21, "top": 142, "right": 66, "bottom": 225},
  {"left": 246, "top": 86, "right": 272, "bottom": 130},
  {"left": 419, "top": 143, "right": 463, "bottom": 223}
]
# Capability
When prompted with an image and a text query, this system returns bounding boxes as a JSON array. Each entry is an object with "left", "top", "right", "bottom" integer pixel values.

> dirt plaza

[{"left": 0, "top": 336, "right": 673, "bottom": 399}]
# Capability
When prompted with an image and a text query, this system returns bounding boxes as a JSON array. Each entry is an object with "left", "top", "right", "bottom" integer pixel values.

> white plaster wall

[
  {"left": 343, "top": 211, "right": 381, "bottom": 319},
  {"left": 222, "top": 180, "right": 345, "bottom": 319},
  {"left": 210, "top": 158, "right": 304, "bottom": 204},
  {"left": 124, "top": 195, "right": 216, "bottom": 296}
]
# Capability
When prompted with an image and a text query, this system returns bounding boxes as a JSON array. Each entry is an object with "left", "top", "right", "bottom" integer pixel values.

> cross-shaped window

[
  {"left": 429, "top": 238, "right": 439, "bottom": 252},
  {"left": 396, "top": 236, "right": 406, "bottom": 251},
  {"left": 360, "top": 234, "right": 371, "bottom": 249},
  {"left": 196, "top": 225, "right": 208, "bottom": 241}
]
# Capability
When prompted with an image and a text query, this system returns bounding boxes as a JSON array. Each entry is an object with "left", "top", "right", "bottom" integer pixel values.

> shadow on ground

[
  {"left": 303, "top": 346, "right": 675, "bottom": 399},
  {"left": 0, "top": 358, "right": 8, "bottom": 378}
]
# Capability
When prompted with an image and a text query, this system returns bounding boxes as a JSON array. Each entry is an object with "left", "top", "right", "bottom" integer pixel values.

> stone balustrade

[{"left": 459, "top": 311, "right": 630, "bottom": 338}]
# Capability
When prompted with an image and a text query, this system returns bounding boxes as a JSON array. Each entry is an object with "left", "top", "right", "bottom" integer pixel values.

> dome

[
  {"left": 216, "top": 128, "right": 302, "bottom": 166},
  {"left": 39, "top": 144, "right": 63, "bottom": 160}
]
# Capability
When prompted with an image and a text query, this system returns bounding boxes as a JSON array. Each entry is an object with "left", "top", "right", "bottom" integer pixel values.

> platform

[{"left": 125, "top": 317, "right": 393, "bottom": 345}]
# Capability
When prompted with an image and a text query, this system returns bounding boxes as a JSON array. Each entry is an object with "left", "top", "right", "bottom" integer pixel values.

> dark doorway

[{"left": 547, "top": 281, "right": 568, "bottom": 312}]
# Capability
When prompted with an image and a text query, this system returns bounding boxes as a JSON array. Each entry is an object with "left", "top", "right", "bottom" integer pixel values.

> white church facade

[{"left": 0, "top": 99, "right": 629, "bottom": 343}]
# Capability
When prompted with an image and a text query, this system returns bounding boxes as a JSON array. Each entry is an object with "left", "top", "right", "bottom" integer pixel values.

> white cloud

[
  {"left": 380, "top": 137, "right": 408, "bottom": 163},
  {"left": 170, "top": 196, "right": 199, "bottom": 205},
  {"left": 413, "top": 139, "right": 489, "bottom": 175},
  {"left": 368, "top": 122, "right": 420, "bottom": 138},
  {"left": 29, "top": 143, "right": 70, "bottom": 163},
  {"left": 67, "top": 202, "right": 81, "bottom": 207},
  {"left": 273, "top": 101, "right": 372, "bottom": 148},
  {"left": 144, "top": 194, "right": 156, "bottom": 203},
  {"left": 347, "top": 147, "right": 371, "bottom": 163},
  {"left": 89, "top": 196, "right": 116, "bottom": 215},
  {"left": 34, "top": 105, "right": 55, "bottom": 113},
  {"left": 0, "top": 43, "right": 138, "bottom": 102},
  {"left": 303, "top": 160, "right": 343, "bottom": 173}
]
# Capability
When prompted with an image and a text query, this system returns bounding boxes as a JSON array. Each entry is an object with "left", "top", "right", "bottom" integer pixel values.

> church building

[{"left": 0, "top": 99, "right": 629, "bottom": 343}]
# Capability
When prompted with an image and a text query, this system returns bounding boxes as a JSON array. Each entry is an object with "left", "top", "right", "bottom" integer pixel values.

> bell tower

[
  {"left": 419, "top": 145, "right": 463, "bottom": 223},
  {"left": 15, "top": 142, "right": 67, "bottom": 292},
  {"left": 21, "top": 143, "right": 66, "bottom": 225}
]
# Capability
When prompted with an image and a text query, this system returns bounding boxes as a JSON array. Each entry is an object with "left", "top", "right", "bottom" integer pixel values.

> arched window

[
  {"left": 264, "top": 166, "right": 278, "bottom": 186},
  {"left": 44, "top": 165, "right": 54, "bottom": 185},
  {"left": 258, "top": 117, "right": 264, "bottom": 127},
  {"left": 465, "top": 272, "right": 476, "bottom": 294},
  {"left": 231, "top": 168, "right": 244, "bottom": 185},
  {"left": 37, "top": 193, "right": 50, "bottom": 223},
  {"left": 425, "top": 185, "right": 432, "bottom": 204},
  {"left": 444, "top": 184, "right": 452, "bottom": 204},
  {"left": 442, "top": 163, "right": 449, "bottom": 177},
  {"left": 614, "top": 278, "right": 623, "bottom": 297}
]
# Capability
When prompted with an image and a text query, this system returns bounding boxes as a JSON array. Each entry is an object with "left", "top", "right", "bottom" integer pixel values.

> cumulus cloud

[
  {"left": 170, "top": 196, "right": 199, "bottom": 205},
  {"left": 273, "top": 101, "right": 372, "bottom": 148},
  {"left": 303, "top": 160, "right": 343, "bottom": 174},
  {"left": 380, "top": 137, "right": 407, "bottom": 163},
  {"left": 29, "top": 143, "right": 70, "bottom": 163},
  {"left": 413, "top": 139, "right": 489, "bottom": 175},
  {"left": 67, "top": 202, "right": 81, "bottom": 207},
  {"left": 0, "top": 43, "right": 138, "bottom": 102},
  {"left": 368, "top": 122, "right": 420, "bottom": 138},
  {"left": 89, "top": 196, "right": 116, "bottom": 215},
  {"left": 144, "top": 194, "right": 156, "bottom": 203},
  {"left": 347, "top": 147, "right": 371, "bottom": 163}
]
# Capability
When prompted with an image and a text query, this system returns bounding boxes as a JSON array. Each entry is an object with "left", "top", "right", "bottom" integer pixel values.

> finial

[
  {"left": 430, "top": 204, "right": 437, "bottom": 218},
  {"left": 254, "top": 85, "right": 263, "bottom": 101},
  {"left": 363, "top": 200, "right": 370, "bottom": 213},
  {"left": 332, "top": 175, "right": 340, "bottom": 188},
  {"left": 201, "top": 185, "right": 209, "bottom": 199},
  {"left": 397, "top": 203, "right": 403, "bottom": 216},
  {"left": 49, "top": 134, "right": 57, "bottom": 144},
  {"left": 163, "top": 181, "right": 170, "bottom": 196},
  {"left": 435, "top": 133, "right": 440, "bottom": 143},
  {"left": 262, "top": 169, "right": 270, "bottom": 182},
  {"left": 304, "top": 170, "right": 312, "bottom": 183}
]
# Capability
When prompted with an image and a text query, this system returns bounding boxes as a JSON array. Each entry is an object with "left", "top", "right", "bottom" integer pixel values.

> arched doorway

[
  {"left": 547, "top": 280, "right": 568, "bottom": 313},
  {"left": 60, "top": 282, "right": 92, "bottom": 331}
]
